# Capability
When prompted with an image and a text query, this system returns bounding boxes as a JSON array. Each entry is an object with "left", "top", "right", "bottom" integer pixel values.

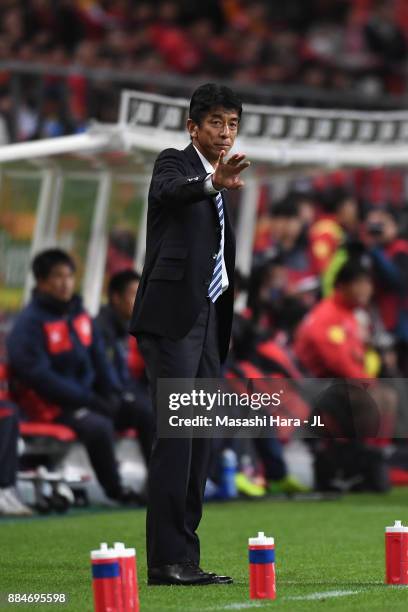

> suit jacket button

[{"left": 212, "top": 253, "right": 218, "bottom": 259}]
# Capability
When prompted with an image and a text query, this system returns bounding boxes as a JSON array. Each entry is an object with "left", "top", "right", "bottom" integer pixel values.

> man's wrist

[
  {"left": 203, "top": 172, "right": 227, "bottom": 194},
  {"left": 203, "top": 173, "right": 221, "bottom": 195},
  {"left": 211, "top": 175, "right": 224, "bottom": 191},
  {"left": 211, "top": 173, "right": 227, "bottom": 192}
]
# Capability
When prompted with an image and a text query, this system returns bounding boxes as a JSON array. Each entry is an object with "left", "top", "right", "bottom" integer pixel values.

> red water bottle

[
  {"left": 91, "top": 543, "right": 123, "bottom": 612},
  {"left": 385, "top": 520, "right": 408, "bottom": 585},
  {"left": 248, "top": 531, "right": 276, "bottom": 599},
  {"left": 113, "top": 542, "right": 139, "bottom": 612}
]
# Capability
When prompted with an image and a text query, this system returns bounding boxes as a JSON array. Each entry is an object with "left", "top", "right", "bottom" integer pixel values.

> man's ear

[{"left": 187, "top": 118, "right": 198, "bottom": 139}]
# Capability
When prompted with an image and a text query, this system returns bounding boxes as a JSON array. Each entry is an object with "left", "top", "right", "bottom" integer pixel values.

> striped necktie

[{"left": 208, "top": 192, "right": 224, "bottom": 303}]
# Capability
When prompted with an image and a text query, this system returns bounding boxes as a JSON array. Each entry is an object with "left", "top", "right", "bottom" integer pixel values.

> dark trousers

[
  {"left": 57, "top": 395, "right": 154, "bottom": 499},
  {"left": 0, "top": 403, "right": 18, "bottom": 488},
  {"left": 254, "top": 435, "right": 287, "bottom": 481},
  {"left": 137, "top": 297, "right": 220, "bottom": 568}
]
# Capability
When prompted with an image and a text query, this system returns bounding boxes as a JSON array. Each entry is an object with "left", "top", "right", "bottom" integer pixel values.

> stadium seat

[
  {"left": 0, "top": 362, "right": 10, "bottom": 401},
  {"left": 19, "top": 422, "right": 77, "bottom": 442},
  {"left": 19, "top": 421, "right": 137, "bottom": 441}
]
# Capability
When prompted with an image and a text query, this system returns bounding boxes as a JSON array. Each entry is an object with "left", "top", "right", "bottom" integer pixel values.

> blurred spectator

[
  {"left": 96, "top": 269, "right": 153, "bottom": 465},
  {"left": 225, "top": 360, "right": 309, "bottom": 496},
  {"left": 270, "top": 195, "right": 314, "bottom": 290},
  {"left": 0, "top": 399, "right": 32, "bottom": 516},
  {"left": 246, "top": 255, "right": 288, "bottom": 335},
  {"left": 245, "top": 251, "right": 317, "bottom": 346},
  {"left": 221, "top": 272, "right": 310, "bottom": 496},
  {"left": 309, "top": 188, "right": 360, "bottom": 276},
  {"left": 294, "top": 256, "right": 398, "bottom": 492},
  {"left": 106, "top": 228, "right": 136, "bottom": 277},
  {"left": 6, "top": 248, "right": 146, "bottom": 505},
  {"left": 2, "top": 1, "right": 408, "bottom": 141},
  {"left": 363, "top": 206, "right": 408, "bottom": 373},
  {"left": 364, "top": 0, "right": 407, "bottom": 65},
  {"left": 294, "top": 257, "right": 373, "bottom": 377}
]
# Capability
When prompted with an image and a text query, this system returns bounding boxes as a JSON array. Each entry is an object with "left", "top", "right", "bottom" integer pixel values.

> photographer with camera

[{"left": 363, "top": 206, "right": 408, "bottom": 375}]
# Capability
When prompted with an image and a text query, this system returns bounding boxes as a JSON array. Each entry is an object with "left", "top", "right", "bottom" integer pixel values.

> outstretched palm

[{"left": 212, "top": 151, "right": 250, "bottom": 191}]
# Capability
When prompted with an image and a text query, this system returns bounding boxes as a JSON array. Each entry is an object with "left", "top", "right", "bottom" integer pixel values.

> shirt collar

[{"left": 193, "top": 145, "right": 215, "bottom": 174}]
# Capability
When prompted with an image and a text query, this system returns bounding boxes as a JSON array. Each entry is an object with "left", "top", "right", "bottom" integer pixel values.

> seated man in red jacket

[
  {"left": 294, "top": 257, "right": 397, "bottom": 492},
  {"left": 7, "top": 249, "right": 142, "bottom": 504},
  {"left": 294, "top": 257, "right": 373, "bottom": 378}
]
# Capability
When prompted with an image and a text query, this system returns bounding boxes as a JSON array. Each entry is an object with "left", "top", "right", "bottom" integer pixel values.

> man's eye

[{"left": 229, "top": 124, "right": 238, "bottom": 130}]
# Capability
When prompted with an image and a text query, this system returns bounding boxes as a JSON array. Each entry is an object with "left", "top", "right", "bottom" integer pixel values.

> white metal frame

[
  {"left": 82, "top": 171, "right": 112, "bottom": 314},
  {"left": 24, "top": 166, "right": 63, "bottom": 302}
]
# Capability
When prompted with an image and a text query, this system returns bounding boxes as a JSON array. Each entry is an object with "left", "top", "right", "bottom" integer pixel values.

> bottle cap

[
  {"left": 113, "top": 542, "right": 136, "bottom": 557},
  {"left": 386, "top": 520, "right": 408, "bottom": 533},
  {"left": 248, "top": 531, "right": 274, "bottom": 546},
  {"left": 90, "top": 543, "right": 118, "bottom": 560}
]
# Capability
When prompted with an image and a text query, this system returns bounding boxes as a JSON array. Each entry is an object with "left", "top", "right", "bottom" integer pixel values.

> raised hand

[{"left": 212, "top": 151, "right": 250, "bottom": 191}]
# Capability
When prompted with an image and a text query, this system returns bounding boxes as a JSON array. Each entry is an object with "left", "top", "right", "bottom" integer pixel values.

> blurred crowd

[
  {"left": 1, "top": 0, "right": 408, "bottom": 141},
  {"left": 220, "top": 172, "right": 408, "bottom": 496},
  {"left": 3, "top": 167, "right": 408, "bottom": 514},
  {"left": 2, "top": 0, "right": 408, "bottom": 510},
  {"left": 249, "top": 172, "right": 408, "bottom": 379}
]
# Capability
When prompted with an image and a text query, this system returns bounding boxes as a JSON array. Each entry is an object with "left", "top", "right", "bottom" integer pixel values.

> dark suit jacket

[{"left": 129, "top": 143, "right": 236, "bottom": 364}]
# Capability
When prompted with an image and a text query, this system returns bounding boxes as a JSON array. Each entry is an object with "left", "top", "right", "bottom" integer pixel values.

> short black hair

[
  {"left": 334, "top": 256, "right": 372, "bottom": 287},
  {"left": 321, "top": 187, "right": 356, "bottom": 214},
  {"left": 108, "top": 269, "right": 140, "bottom": 299},
  {"left": 32, "top": 248, "right": 75, "bottom": 281},
  {"left": 189, "top": 83, "right": 242, "bottom": 126},
  {"left": 270, "top": 194, "right": 299, "bottom": 218}
]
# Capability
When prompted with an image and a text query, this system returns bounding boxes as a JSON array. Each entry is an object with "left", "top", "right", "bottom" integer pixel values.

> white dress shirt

[{"left": 193, "top": 145, "right": 229, "bottom": 294}]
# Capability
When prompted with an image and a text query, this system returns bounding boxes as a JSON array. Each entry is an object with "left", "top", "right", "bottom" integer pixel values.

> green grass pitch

[{"left": 2, "top": 489, "right": 408, "bottom": 611}]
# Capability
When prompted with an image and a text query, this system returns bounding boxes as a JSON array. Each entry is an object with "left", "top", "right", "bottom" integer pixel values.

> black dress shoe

[
  {"left": 148, "top": 563, "right": 229, "bottom": 586},
  {"left": 208, "top": 573, "right": 233, "bottom": 584},
  {"left": 186, "top": 560, "right": 233, "bottom": 584}
]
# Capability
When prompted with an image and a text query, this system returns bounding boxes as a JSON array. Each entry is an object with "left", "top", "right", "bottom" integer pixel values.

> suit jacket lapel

[{"left": 184, "top": 142, "right": 207, "bottom": 176}]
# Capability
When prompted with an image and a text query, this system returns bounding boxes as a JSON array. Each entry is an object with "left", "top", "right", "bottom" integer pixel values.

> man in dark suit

[{"left": 129, "top": 83, "right": 250, "bottom": 586}]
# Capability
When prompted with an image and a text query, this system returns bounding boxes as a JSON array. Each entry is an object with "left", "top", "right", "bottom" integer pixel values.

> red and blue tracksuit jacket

[{"left": 6, "top": 291, "right": 121, "bottom": 422}]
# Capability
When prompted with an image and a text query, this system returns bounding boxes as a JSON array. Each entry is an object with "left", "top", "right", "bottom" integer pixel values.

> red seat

[
  {"left": 118, "top": 428, "right": 137, "bottom": 439},
  {"left": 19, "top": 422, "right": 77, "bottom": 442},
  {"left": 0, "top": 362, "right": 10, "bottom": 401},
  {"left": 19, "top": 422, "right": 137, "bottom": 442}
]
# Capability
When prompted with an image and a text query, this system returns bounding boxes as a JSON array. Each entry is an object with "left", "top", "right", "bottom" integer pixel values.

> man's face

[
  {"left": 188, "top": 107, "right": 240, "bottom": 164},
  {"left": 37, "top": 264, "right": 75, "bottom": 302},
  {"left": 281, "top": 215, "right": 302, "bottom": 245},
  {"left": 111, "top": 280, "right": 139, "bottom": 321},
  {"left": 365, "top": 209, "right": 397, "bottom": 245},
  {"left": 342, "top": 276, "right": 373, "bottom": 307},
  {"left": 337, "top": 197, "right": 358, "bottom": 229}
]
